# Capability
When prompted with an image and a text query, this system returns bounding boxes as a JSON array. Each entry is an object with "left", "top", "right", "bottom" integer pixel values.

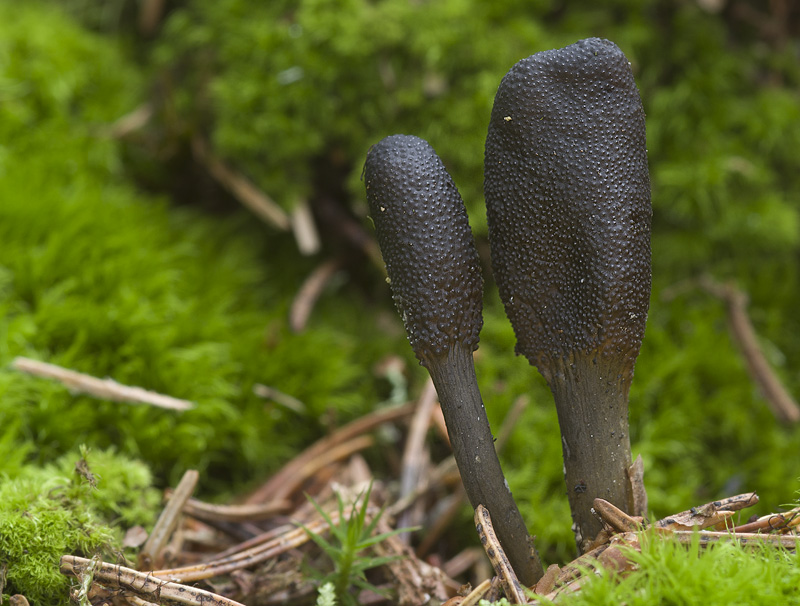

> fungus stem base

[
  {"left": 546, "top": 352, "right": 635, "bottom": 553},
  {"left": 426, "top": 344, "right": 544, "bottom": 585}
]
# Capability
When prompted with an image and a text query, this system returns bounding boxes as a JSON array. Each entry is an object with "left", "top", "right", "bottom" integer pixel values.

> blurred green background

[{"left": 0, "top": 0, "right": 799, "bottom": 598}]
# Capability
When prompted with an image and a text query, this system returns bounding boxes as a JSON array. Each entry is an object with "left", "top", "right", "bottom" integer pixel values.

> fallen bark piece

[
  {"left": 539, "top": 533, "right": 640, "bottom": 603},
  {"left": 713, "top": 492, "right": 760, "bottom": 511},
  {"left": 60, "top": 556, "right": 247, "bottom": 606},
  {"left": 628, "top": 454, "right": 649, "bottom": 517},
  {"left": 655, "top": 493, "right": 758, "bottom": 531},
  {"left": 657, "top": 509, "right": 736, "bottom": 532},
  {"left": 11, "top": 357, "right": 194, "bottom": 411},
  {"left": 593, "top": 499, "right": 644, "bottom": 533}
]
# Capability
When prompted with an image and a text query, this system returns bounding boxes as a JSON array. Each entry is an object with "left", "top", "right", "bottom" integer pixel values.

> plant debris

[
  {"left": 57, "top": 397, "right": 798, "bottom": 606},
  {"left": 11, "top": 357, "right": 195, "bottom": 411}
]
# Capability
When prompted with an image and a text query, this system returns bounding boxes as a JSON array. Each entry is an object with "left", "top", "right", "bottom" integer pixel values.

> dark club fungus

[
  {"left": 364, "top": 134, "right": 544, "bottom": 585},
  {"left": 484, "top": 38, "right": 652, "bottom": 551}
]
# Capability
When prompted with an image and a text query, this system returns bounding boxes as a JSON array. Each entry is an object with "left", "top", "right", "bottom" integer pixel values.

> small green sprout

[{"left": 302, "top": 482, "right": 417, "bottom": 606}]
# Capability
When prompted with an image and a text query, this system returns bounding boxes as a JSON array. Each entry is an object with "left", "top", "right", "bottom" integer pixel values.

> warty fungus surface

[
  {"left": 365, "top": 134, "right": 544, "bottom": 585},
  {"left": 484, "top": 38, "right": 652, "bottom": 551}
]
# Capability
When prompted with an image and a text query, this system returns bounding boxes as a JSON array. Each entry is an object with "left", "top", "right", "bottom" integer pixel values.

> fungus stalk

[
  {"left": 365, "top": 135, "right": 543, "bottom": 585},
  {"left": 484, "top": 38, "right": 652, "bottom": 551}
]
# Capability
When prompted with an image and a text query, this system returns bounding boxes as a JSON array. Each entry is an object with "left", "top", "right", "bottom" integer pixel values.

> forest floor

[{"left": 17, "top": 358, "right": 798, "bottom": 606}]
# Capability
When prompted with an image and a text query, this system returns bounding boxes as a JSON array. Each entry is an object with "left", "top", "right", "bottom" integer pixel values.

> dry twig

[
  {"left": 57, "top": 392, "right": 794, "bottom": 606},
  {"left": 474, "top": 505, "right": 527, "bottom": 604},
  {"left": 289, "top": 258, "right": 344, "bottom": 332},
  {"left": 245, "top": 403, "right": 415, "bottom": 504},
  {"left": 733, "top": 506, "right": 800, "bottom": 533},
  {"left": 670, "top": 530, "right": 799, "bottom": 549},
  {"left": 106, "top": 103, "right": 154, "bottom": 138},
  {"left": 210, "top": 523, "right": 296, "bottom": 562},
  {"left": 372, "top": 516, "right": 452, "bottom": 604},
  {"left": 442, "top": 547, "right": 483, "bottom": 580},
  {"left": 139, "top": 470, "right": 199, "bottom": 570},
  {"left": 253, "top": 383, "right": 307, "bottom": 414},
  {"left": 699, "top": 276, "right": 800, "bottom": 423},
  {"left": 398, "top": 379, "right": 437, "bottom": 539},
  {"left": 180, "top": 497, "right": 291, "bottom": 524},
  {"left": 191, "top": 136, "right": 290, "bottom": 231},
  {"left": 152, "top": 512, "right": 343, "bottom": 583},
  {"left": 416, "top": 489, "right": 466, "bottom": 559},
  {"left": 264, "top": 434, "right": 375, "bottom": 505},
  {"left": 445, "top": 579, "right": 492, "bottom": 606},
  {"left": 493, "top": 395, "right": 529, "bottom": 452},
  {"left": 11, "top": 357, "right": 194, "bottom": 411},
  {"left": 138, "top": 0, "right": 166, "bottom": 35},
  {"left": 290, "top": 199, "right": 321, "bottom": 255},
  {"left": 60, "top": 556, "right": 246, "bottom": 606},
  {"left": 389, "top": 457, "right": 459, "bottom": 519}
]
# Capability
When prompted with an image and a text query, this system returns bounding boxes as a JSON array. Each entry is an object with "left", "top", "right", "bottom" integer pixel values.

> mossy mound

[
  {"left": 0, "top": 2, "right": 404, "bottom": 493},
  {"left": 0, "top": 447, "right": 157, "bottom": 604}
]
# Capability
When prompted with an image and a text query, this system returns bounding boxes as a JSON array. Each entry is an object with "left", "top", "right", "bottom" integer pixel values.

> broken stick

[{"left": 11, "top": 357, "right": 194, "bottom": 411}]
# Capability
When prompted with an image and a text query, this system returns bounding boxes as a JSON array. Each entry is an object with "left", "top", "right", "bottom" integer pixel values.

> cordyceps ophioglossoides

[
  {"left": 364, "top": 134, "right": 544, "bottom": 585},
  {"left": 484, "top": 38, "right": 652, "bottom": 552}
]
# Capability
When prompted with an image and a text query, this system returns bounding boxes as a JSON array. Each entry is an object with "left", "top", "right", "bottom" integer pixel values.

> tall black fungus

[
  {"left": 484, "top": 38, "right": 652, "bottom": 551},
  {"left": 365, "top": 134, "right": 543, "bottom": 585}
]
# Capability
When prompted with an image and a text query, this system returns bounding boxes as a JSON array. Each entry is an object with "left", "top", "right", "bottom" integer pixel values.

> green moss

[
  {"left": 0, "top": 1, "right": 141, "bottom": 160},
  {"left": 153, "top": 0, "right": 556, "bottom": 214},
  {"left": 0, "top": 447, "right": 157, "bottom": 605},
  {"left": 479, "top": 536, "right": 800, "bottom": 605},
  {"left": 2, "top": 1, "right": 800, "bottom": 600},
  {"left": 543, "top": 533, "right": 800, "bottom": 605},
  {"left": 0, "top": 0, "right": 405, "bottom": 494}
]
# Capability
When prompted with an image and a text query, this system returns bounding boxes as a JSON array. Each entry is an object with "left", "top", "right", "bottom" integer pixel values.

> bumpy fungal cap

[
  {"left": 484, "top": 38, "right": 651, "bottom": 376},
  {"left": 364, "top": 134, "right": 483, "bottom": 364}
]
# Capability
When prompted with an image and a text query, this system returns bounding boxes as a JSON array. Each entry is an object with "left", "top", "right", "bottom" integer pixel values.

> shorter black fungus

[
  {"left": 364, "top": 135, "right": 483, "bottom": 365},
  {"left": 365, "top": 134, "right": 543, "bottom": 585}
]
